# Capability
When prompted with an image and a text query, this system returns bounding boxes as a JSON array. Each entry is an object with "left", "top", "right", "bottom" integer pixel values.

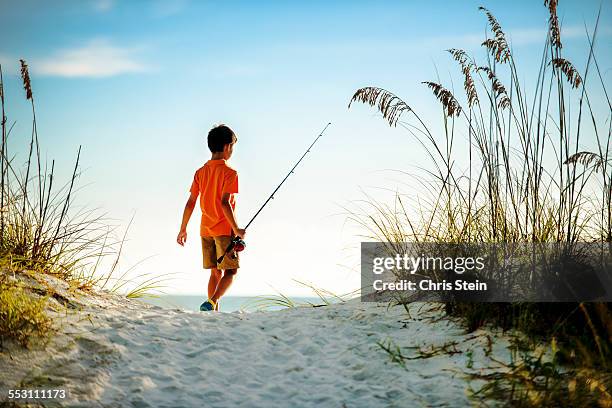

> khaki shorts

[{"left": 201, "top": 235, "right": 240, "bottom": 270}]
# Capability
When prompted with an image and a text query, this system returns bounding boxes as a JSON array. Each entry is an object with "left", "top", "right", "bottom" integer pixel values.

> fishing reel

[
  {"left": 232, "top": 236, "right": 246, "bottom": 252},
  {"left": 218, "top": 236, "right": 246, "bottom": 263},
  {"left": 227, "top": 236, "right": 245, "bottom": 261}
]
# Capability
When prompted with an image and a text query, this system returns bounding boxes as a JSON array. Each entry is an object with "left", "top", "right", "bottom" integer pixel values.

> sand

[{"left": 0, "top": 274, "right": 512, "bottom": 407}]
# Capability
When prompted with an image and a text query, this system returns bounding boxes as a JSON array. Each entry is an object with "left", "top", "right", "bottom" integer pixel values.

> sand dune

[{"left": 0, "top": 275, "right": 511, "bottom": 407}]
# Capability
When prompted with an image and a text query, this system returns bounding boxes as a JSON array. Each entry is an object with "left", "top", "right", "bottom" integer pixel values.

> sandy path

[{"left": 1, "top": 280, "right": 509, "bottom": 407}]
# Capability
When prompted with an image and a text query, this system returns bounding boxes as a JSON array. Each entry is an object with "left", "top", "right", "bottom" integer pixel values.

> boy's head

[{"left": 208, "top": 124, "right": 237, "bottom": 159}]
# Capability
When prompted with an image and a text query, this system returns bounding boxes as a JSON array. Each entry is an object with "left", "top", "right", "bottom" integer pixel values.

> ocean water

[{"left": 140, "top": 295, "right": 324, "bottom": 313}]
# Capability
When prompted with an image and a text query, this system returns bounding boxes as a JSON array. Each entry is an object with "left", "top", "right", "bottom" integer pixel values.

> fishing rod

[{"left": 217, "top": 122, "right": 332, "bottom": 264}]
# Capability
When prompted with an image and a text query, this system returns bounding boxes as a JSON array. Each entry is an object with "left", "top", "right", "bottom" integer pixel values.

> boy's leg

[
  {"left": 211, "top": 269, "right": 237, "bottom": 303},
  {"left": 208, "top": 268, "right": 222, "bottom": 299},
  {"left": 202, "top": 236, "right": 220, "bottom": 310},
  {"left": 211, "top": 236, "right": 240, "bottom": 304}
]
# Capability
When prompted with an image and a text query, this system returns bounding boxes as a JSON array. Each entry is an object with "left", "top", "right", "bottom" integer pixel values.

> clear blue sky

[{"left": 1, "top": 0, "right": 610, "bottom": 295}]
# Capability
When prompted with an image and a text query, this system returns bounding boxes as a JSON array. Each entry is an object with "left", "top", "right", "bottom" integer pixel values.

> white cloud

[
  {"left": 0, "top": 54, "right": 18, "bottom": 74},
  {"left": 151, "top": 0, "right": 187, "bottom": 17},
  {"left": 205, "top": 63, "right": 263, "bottom": 79},
  {"left": 93, "top": 0, "right": 114, "bottom": 12},
  {"left": 505, "top": 25, "right": 600, "bottom": 46},
  {"left": 33, "top": 39, "right": 150, "bottom": 78},
  {"left": 436, "top": 25, "right": 611, "bottom": 49}
]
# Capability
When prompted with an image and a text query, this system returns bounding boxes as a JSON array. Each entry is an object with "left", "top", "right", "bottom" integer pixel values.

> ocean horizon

[{"left": 139, "top": 295, "right": 325, "bottom": 313}]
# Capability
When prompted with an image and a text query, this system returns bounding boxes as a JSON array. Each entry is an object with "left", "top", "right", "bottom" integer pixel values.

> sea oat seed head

[
  {"left": 423, "top": 81, "right": 462, "bottom": 117},
  {"left": 349, "top": 87, "right": 413, "bottom": 127},
  {"left": 19, "top": 59, "right": 32, "bottom": 100},
  {"left": 551, "top": 58, "right": 582, "bottom": 88}
]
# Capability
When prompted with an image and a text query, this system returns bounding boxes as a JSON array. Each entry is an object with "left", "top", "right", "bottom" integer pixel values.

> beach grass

[
  {"left": 349, "top": 2, "right": 611, "bottom": 406},
  {"left": 0, "top": 61, "right": 162, "bottom": 347},
  {"left": 0, "top": 269, "right": 51, "bottom": 348},
  {"left": 0, "top": 61, "right": 121, "bottom": 287},
  {"left": 240, "top": 280, "right": 354, "bottom": 311}
]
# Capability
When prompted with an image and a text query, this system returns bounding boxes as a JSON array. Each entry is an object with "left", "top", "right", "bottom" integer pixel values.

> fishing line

[{"left": 217, "top": 122, "right": 332, "bottom": 264}]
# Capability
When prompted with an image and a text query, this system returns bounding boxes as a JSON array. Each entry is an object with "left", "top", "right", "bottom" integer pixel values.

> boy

[{"left": 176, "top": 124, "right": 245, "bottom": 312}]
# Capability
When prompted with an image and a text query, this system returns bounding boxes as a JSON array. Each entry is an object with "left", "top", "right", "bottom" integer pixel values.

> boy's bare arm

[
  {"left": 221, "top": 192, "right": 246, "bottom": 239},
  {"left": 177, "top": 191, "right": 198, "bottom": 246}
]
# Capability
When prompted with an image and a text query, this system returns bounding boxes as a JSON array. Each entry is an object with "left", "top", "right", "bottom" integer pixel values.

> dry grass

[
  {"left": 1, "top": 62, "right": 121, "bottom": 287},
  {"left": 0, "top": 61, "right": 163, "bottom": 346},
  {"left": 348, "top": 2, "right": 611, "bottom": 406},
  {"left": 348, "top": 87, "right": 413, "bottom": 127}
]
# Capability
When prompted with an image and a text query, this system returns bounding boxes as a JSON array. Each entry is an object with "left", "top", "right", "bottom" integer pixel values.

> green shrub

[{"left": 0, "top": 273, "right": 51, "bottom": 348}]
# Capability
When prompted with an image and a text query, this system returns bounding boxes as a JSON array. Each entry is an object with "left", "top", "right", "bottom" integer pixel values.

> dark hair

[{"left": 207, "top": 124, "right": 237, "bottom": 153}]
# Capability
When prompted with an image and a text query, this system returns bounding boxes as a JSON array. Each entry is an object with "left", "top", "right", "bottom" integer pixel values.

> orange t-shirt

[{"left": 189, "top": 159, "right": 239, "bottom": 237}]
